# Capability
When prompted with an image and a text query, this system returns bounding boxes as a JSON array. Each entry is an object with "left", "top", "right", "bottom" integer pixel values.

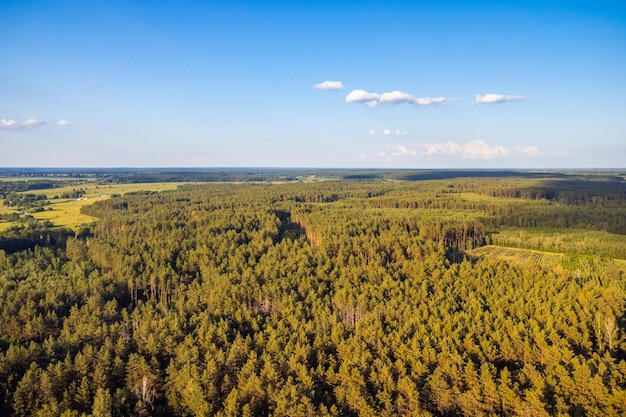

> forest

[{"left": 1, "top": 170, "right": 625, "bottom": 416}]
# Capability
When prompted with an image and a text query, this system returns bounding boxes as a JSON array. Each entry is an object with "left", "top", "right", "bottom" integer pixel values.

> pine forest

[{"left": 1, "top": 169, "right": 626, "bottom": 416}]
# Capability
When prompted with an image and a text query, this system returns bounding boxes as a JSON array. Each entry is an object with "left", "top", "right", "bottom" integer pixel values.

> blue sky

[{"left": 1, "top": 0, "right": 625, "bottom": 168}]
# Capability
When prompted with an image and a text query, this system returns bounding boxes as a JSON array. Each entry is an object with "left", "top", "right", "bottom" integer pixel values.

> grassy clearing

[
  {"left": 0, "top": 222, "right": 17, "bottom": 232},
  {"left": 2, "top": 182, "right": 187, "bottom": 230},
  {"left": 489, "top": 227, "right": 626, "bottom": 260},
  {"left": 469, "top": 245, "right": 626, "bottom": 277},
  {"left": 26, "top": 196, "right": 109, "bottom": 229},
  {"left": 469, "top": 245, "right": 567, "bottom": 268},
  {"left": 0, "top": 205, "right": 21, "bottom": 232},
  {"left": 24, "top": 182, "right": 187, "bottom": 198}
]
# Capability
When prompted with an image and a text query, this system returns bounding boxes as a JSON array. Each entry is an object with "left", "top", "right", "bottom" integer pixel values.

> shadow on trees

[
  {"left": 0, "top": 225, "right": 74, "bottom": 253},
  {"left": 274, "top": 210, "right": 306, "bottom": 242}
]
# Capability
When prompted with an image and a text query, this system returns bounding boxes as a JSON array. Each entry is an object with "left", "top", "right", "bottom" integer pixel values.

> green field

[
  {"left": 468, "top": 245, "right": 567, "bottom": 268},
  {"left": 489, "top": 227, "right": 626, "bottom": 260},
  {"left": 0, "top": 181, "right": 187, "bottom": 230}
]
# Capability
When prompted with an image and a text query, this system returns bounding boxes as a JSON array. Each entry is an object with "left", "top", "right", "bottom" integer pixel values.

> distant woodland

[{"left": 1, "top": 171, "right": 625, "bottom": 416}]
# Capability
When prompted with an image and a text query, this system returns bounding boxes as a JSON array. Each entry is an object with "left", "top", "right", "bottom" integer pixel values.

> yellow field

[
  {"left": 0, "top": 206, "right": 18, "bottom": 231},
  {"left": 25, "top": 196, "right": 108, "bottom": 229},
  {"left": 1, "top": 182, "right": 187, "bottom": 230},
  {"left": 23, "top": 182, "right": 187, "bottom": 198}
]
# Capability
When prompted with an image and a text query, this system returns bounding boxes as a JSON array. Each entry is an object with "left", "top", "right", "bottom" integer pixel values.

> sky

[{"left": 1, "top": 0, "right": 625, "bottom": 168}]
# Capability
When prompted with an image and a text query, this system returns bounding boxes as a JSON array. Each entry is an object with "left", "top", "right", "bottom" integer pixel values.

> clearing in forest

[
  {"left": 1, "top": 182, "right": 187, "bottom": 230},
  {"left": 468, "top": 245, "right": 567, "bottom": 268}
]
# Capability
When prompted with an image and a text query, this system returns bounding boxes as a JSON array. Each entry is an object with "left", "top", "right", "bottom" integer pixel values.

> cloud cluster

[
  {"left": 369, "top": 129, "right": 408, "bottom": 136},
  {"left": 1, "top": 118, "right": 73, "bottom": 131},
  {"left": 413, "top": 141, "right": 462, "bottom": 156},
  {"left": 377, "top": 140, "right": 543, "bottom": 159},
  {"left": 0, "top": 118, "right": 45, "bottom": 130},
  {"left": 314, "top": 80, "right": 523, "bottom": 107},
  {"left": 346, "top": 89, "right": 457, "bottom": 107},
  {"left": 313, "top": 81, "right": 345, "bottom": 91},
  {"left": 474, "top": 93, "right": 525, "bottom": 104},
  {"left": 384, "top": 140, "right": 541, "bottom": 160},
  {"left": 462, "top": 140, "right": 509, "bottom": 159}
]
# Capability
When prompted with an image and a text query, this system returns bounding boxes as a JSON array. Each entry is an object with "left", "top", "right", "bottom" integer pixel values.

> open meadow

[{"left": 0, "top": 181, "right": 187, "bottom": 231}]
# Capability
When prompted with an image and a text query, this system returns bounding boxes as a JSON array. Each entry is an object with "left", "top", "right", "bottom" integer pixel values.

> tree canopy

[{"left": 1, "top": 174, "right": 625, "bottom": 416}]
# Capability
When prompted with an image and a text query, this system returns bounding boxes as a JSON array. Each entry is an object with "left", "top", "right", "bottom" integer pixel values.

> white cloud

[
  {"left": 462, "top": 140, "right": 509, "bottom": 159},
  {"left": 415, "top": 97, "right": 456, "bottom": 106},
  {"left": 1, "top": 119, "right": 18, "bottom": 129},
  {"left": 387, "top": 140, "right": 510, "bottom": 160},
  {"left": 419, "top": 141, "right": 462, "bottom": 156},
  {"left": 369, "top": 129, "right": 409, "bottom": 136},
  {"left": 0, "top": 118, "right": 45, "bottom": 130},
  {"left": 345, "top": 89, "right": 381, "bottom": 106},
  {"left": 22, "top": 119, "right": 44, "bottom": 127},
  {"left": 391, "top": 145, "right": 417, "bottom": 156},
  {"left": 474, "top": 93, "right": 525, "bottom": 104},
  {"left": 379, "top": 91, "right": 417, "bottom": 105},
  {"left": 313, "top": 80, "right": 345, "bottom": 91},
  {"left": 56, "top": 119, "right": 72, "bottom": 126},
  {"left": 515, "top": 145, "right": 542, "bottom": 157},
  {"left": 346, "top": 89, "right": 457, "bottom": 107}
]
